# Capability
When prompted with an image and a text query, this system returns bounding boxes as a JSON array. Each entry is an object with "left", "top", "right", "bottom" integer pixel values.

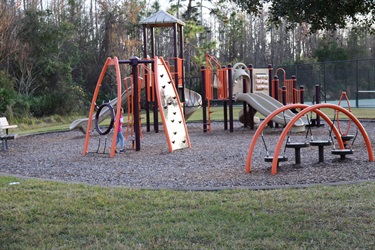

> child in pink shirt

[{"left": 116, "top": 107, "right": 125, "bottom": 153}]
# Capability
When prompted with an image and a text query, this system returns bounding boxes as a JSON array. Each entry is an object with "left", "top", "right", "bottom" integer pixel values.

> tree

[
  {"left": 0, "top": 2, "right": 21, "bottom": 68},
  {"left": 232, "top": 0, "right": 375, "bottom": 32}
]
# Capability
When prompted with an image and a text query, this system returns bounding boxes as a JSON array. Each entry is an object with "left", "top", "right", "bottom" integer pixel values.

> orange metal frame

[
  {"left": 246, "top": 103, "right": 374, "bottom": 174},
  {"left": 273, "top": 68, "right": 301, "bottom": 104},
  {"left": 336, "top": 92, "right": 352, "bottom": 136},
  {"left": 83, "top": 57, "right": 122, "bottom": 157},
  {"left": 272, "top": 68, "right": 286, "bottom": 101},
  {"left": 203, "top": 54, "right": 230, "bottom": 132},
  {"left": 217, "top": 67, "right": 228, "bottom": 99},
  {"left": 167, "top": 57, "right": 184, "bottom": 86},
  {"left": 205, "top": 54, "right": 226, "bottom": 100}
]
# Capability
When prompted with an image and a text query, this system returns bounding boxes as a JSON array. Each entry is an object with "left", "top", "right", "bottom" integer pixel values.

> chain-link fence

[
  {"left": 183, "top": 58, "right": 375, "bottom": 108},
  {"left": 278, "top": 58, "right": 375, "bottom": 107}
]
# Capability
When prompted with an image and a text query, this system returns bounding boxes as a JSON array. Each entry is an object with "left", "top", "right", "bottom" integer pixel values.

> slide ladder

[{"left": 204, "top": 54, "right": 225, "bottom": 133}]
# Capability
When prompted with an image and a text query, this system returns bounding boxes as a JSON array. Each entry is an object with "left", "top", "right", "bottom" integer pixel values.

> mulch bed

[{"left": 1, "top": 121, "right": 374, "bottom": 190}]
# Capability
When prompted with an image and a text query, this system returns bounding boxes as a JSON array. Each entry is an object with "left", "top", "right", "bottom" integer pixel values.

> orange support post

[
  {"left": 205, "top": 69, "right": 213, "bottom": 100},
  {"left": 177, "top": 58, "right": 183, "bottom": 86},
  {"left": 284, "top": 79, "right": 294, "bottom": 104},
  {"left": 82, "top": 57, "right": 122, "bottom": 158},
  {"left": 205, "top": 53, "right": 222, "bottom": 101},
  {"left": 217, "top": 67, "right": 228, "bottom": 99},
  {"left": 336, "top": 92, "right": 352, "bottom": 136}
]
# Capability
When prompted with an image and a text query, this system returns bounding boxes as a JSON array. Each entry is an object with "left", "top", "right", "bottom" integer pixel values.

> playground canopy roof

[{"left": 140, "top": 10, "right": 185, "bottom": 28}]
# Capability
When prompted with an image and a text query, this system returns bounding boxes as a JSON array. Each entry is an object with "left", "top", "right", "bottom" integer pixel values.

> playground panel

[{"left": 252, "top": 68, "right": 269, "bottom": 95}]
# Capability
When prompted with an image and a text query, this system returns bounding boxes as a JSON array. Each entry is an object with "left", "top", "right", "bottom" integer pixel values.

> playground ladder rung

[{"left": 127, "top": 116, "right": 144, "bottom": 121}]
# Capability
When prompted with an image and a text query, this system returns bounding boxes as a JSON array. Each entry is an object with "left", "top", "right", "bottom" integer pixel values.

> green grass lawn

[{"left": 1, "top": 176, "right": 374, "bottom": 249}]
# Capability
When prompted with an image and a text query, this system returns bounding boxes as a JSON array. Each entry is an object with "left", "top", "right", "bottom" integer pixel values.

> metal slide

[
  {"left": 70, "top": 87, "right": 201, "bottom": 134},
  {"left": 235, "top": 92, "right": 307, "bottom": 132},
  {"left": 184, "top": 88, "right": 202, "bottom": 120},
  {"left": 69, "top": 88, "right": 130, "bottom": 134},
  {"left": 71, "top": 81, "right": 201, "bottom": 138}
]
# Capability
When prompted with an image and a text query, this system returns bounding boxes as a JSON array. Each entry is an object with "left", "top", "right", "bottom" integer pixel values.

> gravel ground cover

[{"left": 1, "top": 121, "right": 374, "bottom": 190}]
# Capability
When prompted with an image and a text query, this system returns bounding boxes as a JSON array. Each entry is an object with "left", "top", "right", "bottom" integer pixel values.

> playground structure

[
  {"left": 81, "top": 56, "right": 191, "bottom": 157},
  {"left": 201, "top": 54, "right": 309, "bottom": 133},
  {"left": 69, "top": 10, "right": 373, "bottom": 173},
  {"left": 199, "top": 54, "right": 374, "bottom": 173},
  {"left": 70, "top": 10, "right": 199, "bottom": 157},
  {"left": 71, "top": 10, "right": 314, "bottom": 141},
  {"left": 246, "top": 102, "right": 374, "bottom": 174}
]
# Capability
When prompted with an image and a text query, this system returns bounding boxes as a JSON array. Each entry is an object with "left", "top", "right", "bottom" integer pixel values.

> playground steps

[{"left": 206, "top": 104, "right": 214, "bottom": 132}]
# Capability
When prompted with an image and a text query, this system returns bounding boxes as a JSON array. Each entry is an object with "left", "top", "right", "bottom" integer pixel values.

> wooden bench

[{"left": 0, "top": 117, "right": 18, "bottom": 150}]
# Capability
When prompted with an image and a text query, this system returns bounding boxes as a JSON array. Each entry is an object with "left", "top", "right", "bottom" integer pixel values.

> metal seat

[
  {"left": 310, "top": 140, "right": 332, "bottom": 162},
  {"left": 285, "top": 142, "right": 310, "bottom": 164},
  {"left": 331, "top": 149, "right": 353, "bottom": 160},
  {"left": 264, "top": 155, "right": 288, "bottom": 168}
]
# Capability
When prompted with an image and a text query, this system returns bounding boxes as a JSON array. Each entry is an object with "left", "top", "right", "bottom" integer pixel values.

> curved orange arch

[
  {"left": 275, "top": 68, "right": 286, "bottom": 82},
  {"left": 83, "top": 57, "right": 122, "bottom": 157},
  {"left": 271, "top": 103, "right": 374, "bottom": 174},
  {"left": 246, "top": 103, "right": 345, "bottom": 173},
  {"left": 336, "top": 92, "right": 352, "bottom": 136}
]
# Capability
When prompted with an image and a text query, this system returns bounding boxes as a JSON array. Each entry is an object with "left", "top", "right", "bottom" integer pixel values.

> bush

[
  {"left": 11, "top": 96, "right": 31, "bottom": 119},
  {"left": 29, "top": 83, "right": 87, "bottom": 117},
  {"left": 0, "top": 70, "right": 17, "bottom": 116}
]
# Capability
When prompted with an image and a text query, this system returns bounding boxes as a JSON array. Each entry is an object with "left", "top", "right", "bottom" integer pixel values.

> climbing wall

[{"left": 154, "top": 57, "right": 191, "bottom": 152}]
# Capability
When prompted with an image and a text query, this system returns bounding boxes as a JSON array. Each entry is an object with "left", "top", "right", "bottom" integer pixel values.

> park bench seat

[{"left": 0, "top": 117, "right": 18, "bottom": 150}]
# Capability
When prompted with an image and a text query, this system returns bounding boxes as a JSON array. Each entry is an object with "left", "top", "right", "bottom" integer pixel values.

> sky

[
  {"left": 147, "top": 0, "right": 171, "bottom": 10},
  {"left": 160, "top": 0, "right": 171, "bottom": 10}
]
